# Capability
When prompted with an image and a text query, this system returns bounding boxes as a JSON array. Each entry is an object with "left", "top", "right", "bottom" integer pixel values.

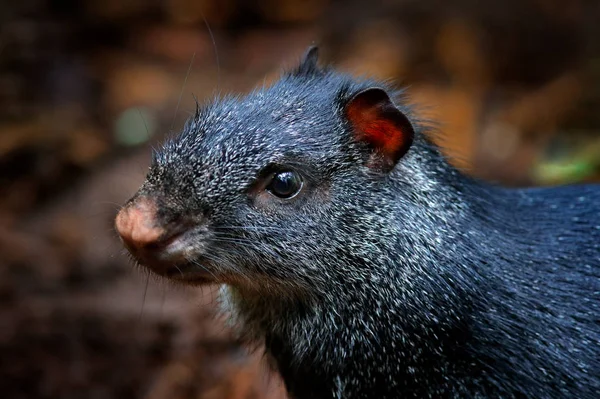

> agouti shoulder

[{"left": 115, "top": 47, "right": 600, "bottom": 398}]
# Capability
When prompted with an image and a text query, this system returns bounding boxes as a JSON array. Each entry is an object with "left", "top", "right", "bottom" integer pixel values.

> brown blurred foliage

[{"left": 0, "top": 0, "right": 598, "bottom": 398}]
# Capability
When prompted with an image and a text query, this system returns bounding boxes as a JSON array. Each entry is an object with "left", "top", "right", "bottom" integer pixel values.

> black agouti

[{"left": 115, "top": 47, "right": 600, "bottom": 398}]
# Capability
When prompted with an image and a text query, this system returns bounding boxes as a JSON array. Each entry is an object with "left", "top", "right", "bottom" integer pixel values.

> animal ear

[
  {"left": 345, "top": 87, "right": 414, "bottom": 172},
  {"left": 296, "top": 46, "right": 320, "bottom": 75}
]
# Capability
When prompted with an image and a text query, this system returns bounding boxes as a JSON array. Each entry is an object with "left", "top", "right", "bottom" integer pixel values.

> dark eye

[{"left": 266, "top": 171, "right": 303, "bottom": 199}]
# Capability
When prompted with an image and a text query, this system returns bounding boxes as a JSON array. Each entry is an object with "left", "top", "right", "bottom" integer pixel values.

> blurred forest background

[{"left": 1, "top": 0, "right": 599, "bottom": 398}]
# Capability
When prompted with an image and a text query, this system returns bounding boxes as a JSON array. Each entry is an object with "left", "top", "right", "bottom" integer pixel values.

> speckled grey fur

[{"left": 138, "top": 49, "right": 600, "bottom": 398}]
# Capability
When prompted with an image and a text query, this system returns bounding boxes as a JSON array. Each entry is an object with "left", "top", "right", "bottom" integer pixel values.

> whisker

[
  {"left": 138, "top": 107, "right": 151, "bottom": 141},
  {"left": 174, "top": 264, "right": 185, "bottom": 278},
  {"left": 138, "top": 273, "right": 150, "bottom": 322},
  {"left": 171, "top": 52, "right": 196, "bottom": 133},
  {"left": 200, "top": 12, "right": 220, "bottom": 91},
  {"left": 187, "top": 257, "right": 219, "bottom": 281},
  {"left": 211, "top": 236, "right": 264, "bottom": 245},
  {"left": 211, "top": 238, "right": 286, "bottom": 265},
  {"left": 91, "top": 200, "right": 127, "bottom": 208},
  {"left": 209, "top": 238, "right": 273, "bottom": 256},
  {"left": 215, "top": 225, "right": 290, "bottom": 232},
  {"left": 159, "top": 285, "right": 166, "bottom": 317},
  {"left": 199, "top": 248, "right": 253, "bottom": 277}
]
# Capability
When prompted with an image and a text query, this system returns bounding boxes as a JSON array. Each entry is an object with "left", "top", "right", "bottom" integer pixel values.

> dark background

[{"left": 1, "top": 1, "right": 599, "bottom": 398}]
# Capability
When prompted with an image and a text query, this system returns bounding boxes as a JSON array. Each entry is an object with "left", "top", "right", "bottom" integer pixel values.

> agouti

[{"left": 115, "top": 47, "right": 600, "bottom": 398}]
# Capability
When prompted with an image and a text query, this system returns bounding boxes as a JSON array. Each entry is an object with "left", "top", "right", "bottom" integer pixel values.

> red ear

[{"left": 345, "top": 88, "right": 414, "bottom": 172}]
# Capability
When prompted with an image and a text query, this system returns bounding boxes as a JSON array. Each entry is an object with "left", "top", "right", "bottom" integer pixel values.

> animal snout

[
  {"left": 115, "top": 196, "right": 182, "bottom": 275},
  {"left": 115, "top": 197, "right": 165, "bottom": 250}
]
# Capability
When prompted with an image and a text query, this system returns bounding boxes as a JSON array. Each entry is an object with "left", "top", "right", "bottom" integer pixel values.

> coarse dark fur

[{"left": 131, "top": 48, "right": 600, "bottom": 398}]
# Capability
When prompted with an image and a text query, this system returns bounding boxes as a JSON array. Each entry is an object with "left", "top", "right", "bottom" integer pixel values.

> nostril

[{"left": 115, "top": 197, "right": 165, "bottom": 249}]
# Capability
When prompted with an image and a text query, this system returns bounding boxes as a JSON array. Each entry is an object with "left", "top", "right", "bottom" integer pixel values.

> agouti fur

[{"left": 115, "top": 47, "right": 600, "bottom": 398}]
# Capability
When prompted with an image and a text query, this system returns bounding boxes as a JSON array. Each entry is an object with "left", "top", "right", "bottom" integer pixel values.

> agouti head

[{"left": 115, "top": 47, "right": 433, "bottom": 302}]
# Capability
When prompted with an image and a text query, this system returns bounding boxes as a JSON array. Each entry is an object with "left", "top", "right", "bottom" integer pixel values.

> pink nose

[{"left": 115, "top": 197, "right": 165, "bottom": 251}]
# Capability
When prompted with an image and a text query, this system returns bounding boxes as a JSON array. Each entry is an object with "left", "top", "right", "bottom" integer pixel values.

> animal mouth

[
  {"left": 122, "top": 234, "right": 219, "bottom": 285},
  {"left": 115, "top": 196, "right": 219, "bottom": 285}
]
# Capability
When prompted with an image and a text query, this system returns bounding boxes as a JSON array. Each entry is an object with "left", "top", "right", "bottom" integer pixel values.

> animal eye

[{"left": 266, "top": 171, "right": 303, "bottom": 199}]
